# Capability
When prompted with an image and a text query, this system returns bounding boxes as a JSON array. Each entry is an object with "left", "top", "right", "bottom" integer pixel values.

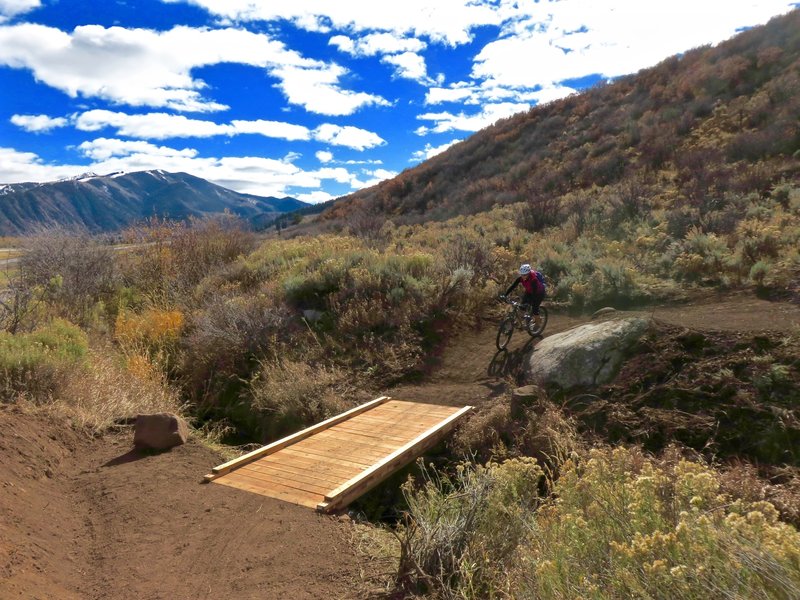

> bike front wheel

[
  {"left": 526, "top": 306, "right": 549, "bottom": 337},
  {"left": 496, "top": 316, "right": 515, "bottom": 350}
]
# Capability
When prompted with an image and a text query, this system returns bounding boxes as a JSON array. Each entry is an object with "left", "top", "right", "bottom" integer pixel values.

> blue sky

[{"left": 0, "top": 1, "right": 797, "bottom": 203}]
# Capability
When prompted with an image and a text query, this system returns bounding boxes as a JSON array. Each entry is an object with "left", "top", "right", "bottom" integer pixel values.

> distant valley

[{"left": 0, "top": 170, "right": 308, "bottom": 234}]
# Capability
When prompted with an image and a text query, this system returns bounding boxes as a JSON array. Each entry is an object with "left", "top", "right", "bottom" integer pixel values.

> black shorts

[{"left": 522, "top": 291, "right": 545, "bottom": 314}]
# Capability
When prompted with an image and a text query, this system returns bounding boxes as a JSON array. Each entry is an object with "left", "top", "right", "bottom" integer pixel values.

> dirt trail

[
  {"left": 0, "top": 406, "right": 384, "bottom": 600},
  {"left": 389, "top": 293, "right": 800, "bottom": 407},
  {"left": 1, "top": 292, "right": 798, "bottom": 599}
]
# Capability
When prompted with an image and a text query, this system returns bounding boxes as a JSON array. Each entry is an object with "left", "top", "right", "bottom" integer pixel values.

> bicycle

[{"left": 495, "top": 296, "right": 549, "bottom": 351}]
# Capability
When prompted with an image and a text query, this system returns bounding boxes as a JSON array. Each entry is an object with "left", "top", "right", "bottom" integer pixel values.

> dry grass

[{"left": 54, "top": 349, "right": 184, "bottom": 433}]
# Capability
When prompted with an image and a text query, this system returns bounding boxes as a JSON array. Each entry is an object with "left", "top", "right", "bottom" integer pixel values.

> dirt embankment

[
  {"left": 0, "top": 406, "right": 385, "bottom": 600},
  {"left": 1, "top": 292, "right": 798, "bottom": 599}
]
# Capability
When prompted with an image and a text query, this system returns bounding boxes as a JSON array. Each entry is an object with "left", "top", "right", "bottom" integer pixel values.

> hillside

[
  {"left": 0, "top": 170, "right": 307, "bottom": 234},
  {"left": 323, "top": 10, "right": 799, "bottom": 223}
]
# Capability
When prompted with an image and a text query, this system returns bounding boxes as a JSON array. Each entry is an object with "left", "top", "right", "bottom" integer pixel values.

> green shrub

[
  {"left": 0, "top": 319, "right": 88, "bottom": 400},
  {"left": 400, "top": 448, "right": 800, "bottom": 599},
  {"left": 397, "top": 458, "right": 544, "bottom": 597}
]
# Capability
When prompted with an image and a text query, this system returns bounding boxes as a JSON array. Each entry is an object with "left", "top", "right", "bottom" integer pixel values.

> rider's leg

[
  {"left": 521, "top": 292, "right": 535, "bottom": 320},
  {"left": 532, "top": 292, "right": 545, "bottom": 327}
]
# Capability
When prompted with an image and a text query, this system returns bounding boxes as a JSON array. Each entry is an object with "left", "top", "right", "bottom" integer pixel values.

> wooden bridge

[{"left": 204, "top": 397, "right": 472, "bottom": 512}]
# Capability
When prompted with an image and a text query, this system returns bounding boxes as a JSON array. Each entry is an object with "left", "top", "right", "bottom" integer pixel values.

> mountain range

[{"left": 0, "top": 170, "right": 307, "bottom": 235}]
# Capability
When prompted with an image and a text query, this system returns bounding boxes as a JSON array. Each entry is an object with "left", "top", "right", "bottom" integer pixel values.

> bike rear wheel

[
  {"left": 496, "top": 316, "right": 515, "bottom": 350},
  {"left": 526, "top": 306, "right": 549, "bottom": 337}
]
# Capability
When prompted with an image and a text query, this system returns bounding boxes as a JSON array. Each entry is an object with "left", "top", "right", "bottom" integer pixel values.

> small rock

[
  {"left": 591, "top": 307, "right": 617, "bottom": 319},
  {"left": 133, "top": 413, "right": 189, "bottom": 450},
  {"left": 44, "top": 468, "right": 54, "bottom": 479},
  {"left": 510, "top": 385, "right": 543, "bottom": 419}
]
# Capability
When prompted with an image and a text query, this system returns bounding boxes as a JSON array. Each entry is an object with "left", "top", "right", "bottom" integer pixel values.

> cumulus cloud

[
  {"left": 0, "top": 146, "right": 78, "bottom": 182},
  {"left": 10, "top": 113, "right": 67, "bottom": 132},
  {"left": 316, "top": 150, "right": 333, "bottom": 163},
  {"left": 76, "top": 138, "right": 198, "bottom": 161},
  {"left": 410, "top": 139, "right": 461, "bottom": 162},
  {"left": 330, "top": 32, "right": 426, "bottom": 57},
  {"left": 69, "top": 109, "right": 384, "bottom": 149},
  {"left": 416, "top": 101, "right": 529, "bottom": 134},
  {"left": 424, "top": 85, "right": 475, "bottom": 105},
  {"left": 0, "top": 23, "right": 386, "bottom": 115},
  {"left": 0, "top": 0, "right": 39, "bottom": 21},
  {"left": 382, "top": 52, "right": 429, "bottom": 82},
  {"left": 472, "top": 0, "right": 798, "bottom": 90},
  {"left": 312, "top": 123, "right": 386, "bottom": 151},
  {"left": 165, "top": 0, "right": 504, "bottom": 46},
  {"left": 271, "top": 63, "right": 391, "bottom": 116},
  {"left": 0, "top": 141, "right": 361, "bottom": 200},
  {"left": 351, "top": 167, "right": 398, "bottom": 190}
]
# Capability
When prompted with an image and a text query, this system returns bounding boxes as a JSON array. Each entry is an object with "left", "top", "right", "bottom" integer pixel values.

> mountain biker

[{"left": 501, "top": 264, "right": 546, "bottom": 328}]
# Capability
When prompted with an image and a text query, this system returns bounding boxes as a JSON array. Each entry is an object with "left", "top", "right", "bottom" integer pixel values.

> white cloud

[
  {"left": 70, "top": 109, "right": 384, "bottom": 149},
  {"left": 382, "top": 52, "right": 429, "bottom": 82},
  {"left": 351, "top": 167, "right": 398, "bottom": 190},
  {"left": 0, "top": 142, "right": 361, "bottom": 199},
  {"left": 517, "top": 85, "right": 577, "bottom": 105},
  {"left": 76, "top": 138, "right": 198, "bottom": 161},
  {"left": 75, "top": 110, "right": 233, "bottom": 138},
  {"left": 296, "top": 190, "right": 334, "bottom": 203},
  {"left": 0, "top": 146, "right": 79, "bottom": 182},
  {"left": 425, "top": 85, "right": 475, "bottom": 105},
  {"left": 411, "top": 139, "right": 461, "bottom": 162},
  {"left": 229, "top": 119, "right": 311, "bottom": 140},
  {"left": 330, "top": 32, "right": 426, "bottom": 57},
  {"left": 10, "top": 113, "right": 67, "bottom": 132},
  {"left": 472, "top": 0, "right": 798, "bottom": 90},
  {"left": 0, "top": 23, "right": 386, "bottom": 115},
  {"left": 166, "top": 0, "right": 505, "bottom": 46},
  {"left": 316, "top": 150, "right": 333, "bottom": 163},
  {"left": 417, "top": 101, "right": 529, "bottom": 134},
  {"left": 0, "top": 0, "right": 39, "bottom": 21},
  {"left": 271, "top": 63, "right": 390, "bottom": 116},
  {"left": 313, "top": 123, "right": 386, "bottom": 151}
]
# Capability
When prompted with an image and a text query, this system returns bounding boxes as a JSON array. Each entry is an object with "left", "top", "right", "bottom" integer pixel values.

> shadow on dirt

[
  {"left": 102, "top": 447, "right": 172, "bottom": 467},
  {"left": 487, "top": 337, "right": 538, "bottom": 380}
]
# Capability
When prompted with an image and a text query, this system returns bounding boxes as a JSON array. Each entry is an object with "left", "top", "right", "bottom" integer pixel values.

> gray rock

[
  {"left": 134, "top": 413, "right": 189, "bottom": 450},
  {"left": 525, "top": 317, "right": 650, "bottom": 391},
  {"left": 302, "top": 309, "right": 325, "bottom": 323},
  {"left": 591, "top": 307, "right": 618, "bottom": 319}
]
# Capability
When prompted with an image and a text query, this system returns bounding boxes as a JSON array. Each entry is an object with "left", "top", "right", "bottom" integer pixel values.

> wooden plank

[
  {"left": 212, "top": 473, "right": 322, "bottom": 508},
  {"left": 254, "top": 456, "right": 353, "bottom": 483},
  {"left": 280, "top": 446, "right": 375, "bottom": 469},
  {"left": 347, "top": 416, "right": 443, "bottom": 433},
  {"left": 351, "top": 410, "right": 446, "bottom": 425},
  {"left": 258, "top": 453, "right": 359, "bottom": 479},
  {"left": 311, "top": 428, "right": 399, "bottom": 451},
  {"left": 300, "top": 441, "right": 389, "bottom": 463},
  {"left": 317, "top": 406, "right": 473, "bottom": 512},
  {"left": 356, "top": 401, "right": 457, "bottom": 418},
  {"left": 222, "top": 470, "right": 325, "bottom": 503},
  {"left": 238, "top": 465, "right": 333, "bottom": 495},
  {"left": 349, "top": 408, "right": 448, "bottom": 423},
  {"left": 204, "top": 396, "right": 390, "bottom": 480},
  {"left": 328, "top": 423, "right": 413, "bottom": 445},
  {"left": 244, "top": 461, "right": 342, "bottom": 488}
]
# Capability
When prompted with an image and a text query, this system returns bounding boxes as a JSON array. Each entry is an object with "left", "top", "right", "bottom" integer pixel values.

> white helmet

[{"left": 519, "top": 263, "right": 532, "bottom": 275}]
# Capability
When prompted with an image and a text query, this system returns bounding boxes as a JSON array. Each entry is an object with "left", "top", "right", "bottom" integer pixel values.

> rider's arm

[{"left": 504, "top": 276, "right": 522, "bottom": 296}]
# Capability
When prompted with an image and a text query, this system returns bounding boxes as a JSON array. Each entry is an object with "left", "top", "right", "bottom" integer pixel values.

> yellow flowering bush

[{"left": 519, "top": 447, "right": 800, "bottom": 599}]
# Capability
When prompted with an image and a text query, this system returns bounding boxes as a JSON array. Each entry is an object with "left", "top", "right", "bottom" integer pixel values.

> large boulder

[
  {"left": 525, "top": 317, "right": 651, "bottom": 392},
  {"left": 133, "top": 413, "right": 189, "bottom": 450}
]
